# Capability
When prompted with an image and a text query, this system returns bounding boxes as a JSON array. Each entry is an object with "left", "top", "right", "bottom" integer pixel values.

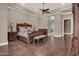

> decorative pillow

[
  {"left": 19, "top": 27, "right": 25, "bottom": 32},
  {"left": 23, "top": 29, "right": 28, "bottom": 33},
  {"left": 27, "top": 27, "right": 31, "bottom": 30},
  {"left": 27, "top": 27, "right": 33, "bottom": 33}
]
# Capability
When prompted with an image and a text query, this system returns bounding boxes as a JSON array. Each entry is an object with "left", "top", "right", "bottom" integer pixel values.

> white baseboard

[
  {"left": 0, "top": 42, "right": 8, "bottom": 46},
  {"left": 48, "top": 33, "right": 53, "bottom": 36},
  {"left": 53, "top": 35, "right": 64, "bottom": 37},
  {"left": 48, "top": 33, "right": 72, "bottom": 37},
  {"left": 64, "top": 33, "right": 72, "bottom": 35},
  {"left": 48, "top": 33, "right": 64, "bottom": 37}
]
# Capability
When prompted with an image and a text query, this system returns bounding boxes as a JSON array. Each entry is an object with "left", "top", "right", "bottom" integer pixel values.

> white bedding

[
  {"left": 18, "top": 29, "right": 28, "bottom": 39},
  {"left": 17, "top": 26, "right": 33, "bottom": 39}
]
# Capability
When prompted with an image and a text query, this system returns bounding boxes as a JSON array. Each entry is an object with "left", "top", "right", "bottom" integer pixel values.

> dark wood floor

[{"left": 0, "top": 36, "right": 71, "bottom": 56}]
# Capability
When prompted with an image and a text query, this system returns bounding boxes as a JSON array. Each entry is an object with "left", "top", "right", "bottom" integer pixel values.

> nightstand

[{"left": 8, "top": 32, "right": 17, "bottom": 41}]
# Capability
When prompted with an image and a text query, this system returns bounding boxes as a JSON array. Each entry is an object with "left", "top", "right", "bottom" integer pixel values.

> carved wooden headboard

[{"left": 16, "top": 23, "right": 32, "bottom": 32}]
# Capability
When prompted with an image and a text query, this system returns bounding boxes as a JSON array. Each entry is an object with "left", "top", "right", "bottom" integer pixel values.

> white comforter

[{"left": 18, "top": 29, "right": 28, "bottom": 39}]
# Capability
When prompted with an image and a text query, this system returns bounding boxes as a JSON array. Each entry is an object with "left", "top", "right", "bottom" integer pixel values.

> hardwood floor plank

[{"left": 0, "top": 36, "right": 70, "bottom": 56}]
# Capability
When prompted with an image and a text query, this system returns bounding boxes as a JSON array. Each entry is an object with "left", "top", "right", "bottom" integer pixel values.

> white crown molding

[
  {"left": 0, "top": 42, "right": 8, "bottom": 46},
  {"left": 62, "top": 12, "right": 72, "bottom": 15},
  {"left": 47, "top": 7, "right": 72, "bottom": 17},
  {"left": 8, "top": 5, "right": 40, "bottom": 19}
]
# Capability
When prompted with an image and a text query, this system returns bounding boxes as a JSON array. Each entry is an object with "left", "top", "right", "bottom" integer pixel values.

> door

[{"left": 64, "top": 20, "right": 71, "bottom": 34}]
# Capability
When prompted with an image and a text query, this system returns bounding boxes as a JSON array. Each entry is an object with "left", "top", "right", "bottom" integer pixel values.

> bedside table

[{"left": 8, "top": 32, "right": 17, "bottom": 41}]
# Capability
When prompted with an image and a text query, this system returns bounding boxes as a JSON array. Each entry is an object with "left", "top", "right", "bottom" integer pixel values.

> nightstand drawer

[
  {"left": 8, "top": 32, "right": 17, "bottom": 35},
  {"left": 8, "top": 32, "right": 17, "bottom": 41}
]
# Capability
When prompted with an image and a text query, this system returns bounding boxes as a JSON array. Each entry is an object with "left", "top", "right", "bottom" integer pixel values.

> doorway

[
  {"left": 64, "top": 18, "right": 73, "bottom": 55},
  {"left": 64, "top": 19, "right": 71, "bottom": 34}
]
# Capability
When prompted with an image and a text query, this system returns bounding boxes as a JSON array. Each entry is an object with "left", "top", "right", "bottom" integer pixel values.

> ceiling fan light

[{"left": 40, "top": 3, "right": 50, "bottom": 14}]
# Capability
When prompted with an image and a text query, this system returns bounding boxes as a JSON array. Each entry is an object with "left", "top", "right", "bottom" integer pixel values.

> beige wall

[
  {"left": 48, "top": 12, "right": 73, "bottom": 37},
  {"left": 0, "top": 4, "right": 8, "bottom": 44},
  {"left": 8, "top": 4, "right": 39, "bottom": 32},
  {"left": 54, "top": 14, "right": 63, "bottom": 36},
  {"left": 38, "top": 16, "right": 48, "bottom": 29},
  {"left": 0, "top": 3, "right": 39, "bottom": 45},
  {"left": 0, "top": 3, "right": 72, "bottom": 45}
]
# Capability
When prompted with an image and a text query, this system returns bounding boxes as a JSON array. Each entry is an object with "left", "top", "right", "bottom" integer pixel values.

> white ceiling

[{"left": 19, "top": 3, "right": 72, "bottom": 14}]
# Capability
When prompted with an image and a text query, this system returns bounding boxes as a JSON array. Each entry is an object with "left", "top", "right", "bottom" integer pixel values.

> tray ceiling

[{"left": 19, "top": 3, "right": 72, "bottom": 14}]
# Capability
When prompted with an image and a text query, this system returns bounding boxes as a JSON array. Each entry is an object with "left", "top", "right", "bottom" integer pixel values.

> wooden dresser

[{"left": 8, "top": 32, "right": 17, "bottom": 41}]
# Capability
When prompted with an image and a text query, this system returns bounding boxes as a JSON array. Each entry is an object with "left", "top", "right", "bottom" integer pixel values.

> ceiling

[{"left": 19, "top": 3, "right": 72, "bottom": 14}]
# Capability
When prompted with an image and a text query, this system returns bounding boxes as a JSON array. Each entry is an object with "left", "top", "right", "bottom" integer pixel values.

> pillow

[
  {"left": 23, "top": 29, "right": 28, "bottom": 33},
  {"left": 27, "top": 27, "right": 33, "bottom": 33},
  {"left": 27, "top": 27, "right": 31, "bottom": 30},
  {"left": 19, "top": 27, "right": 25, "bottom": 32}
]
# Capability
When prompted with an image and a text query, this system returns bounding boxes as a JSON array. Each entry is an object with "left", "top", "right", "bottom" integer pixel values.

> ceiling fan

[{"left": 40, "top": 3, "right": 50, "bottom": 14}]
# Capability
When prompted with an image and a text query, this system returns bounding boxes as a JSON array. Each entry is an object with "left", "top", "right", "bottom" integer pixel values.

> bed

[
  {"left": 16, "top": 23, "right": 48, "bottom": 44},
  {"left": 17, "top": 23, "right": 32, "bottom": 44}
]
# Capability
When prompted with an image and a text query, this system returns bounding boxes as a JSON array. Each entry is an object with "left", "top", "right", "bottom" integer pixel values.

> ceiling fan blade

[
  {"left": 46, "top": 8, "right": 50, "bottom": 10},
  {"left": 45, "top": 9, "right": 50, "bottom": 11},
  {"left": 45, "top": 11, "right": 50, "bottom": 13}
]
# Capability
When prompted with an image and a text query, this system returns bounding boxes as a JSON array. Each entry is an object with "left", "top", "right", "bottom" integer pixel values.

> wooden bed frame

[
  {"left": 17, "top": 23, "right": 32, "bottom": 44},
  {"left": 16, "top": 23, "right": 48, "bottom": 44},
  {"left": 17, "top": 23, "right": 32, "bottom": 32}
]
